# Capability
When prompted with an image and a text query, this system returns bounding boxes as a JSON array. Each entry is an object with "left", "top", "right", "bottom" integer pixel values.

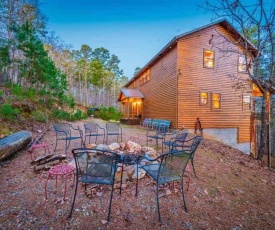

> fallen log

[{"left": 0, "top": 131, "right": 32, "bottom": 161}]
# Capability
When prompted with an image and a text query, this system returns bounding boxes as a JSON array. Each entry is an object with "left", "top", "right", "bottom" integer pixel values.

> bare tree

[{"left": 201, "top": 0, "right": 275, "bottom": 160}]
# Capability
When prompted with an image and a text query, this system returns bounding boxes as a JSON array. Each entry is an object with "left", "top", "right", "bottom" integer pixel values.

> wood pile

[{"left": 31, "top": 154, "right": 67, "bottom": 171}]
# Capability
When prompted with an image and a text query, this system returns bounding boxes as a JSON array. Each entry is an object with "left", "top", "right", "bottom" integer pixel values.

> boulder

[{"left": 0, "top": 131, "right": 32, "bottom": 161}]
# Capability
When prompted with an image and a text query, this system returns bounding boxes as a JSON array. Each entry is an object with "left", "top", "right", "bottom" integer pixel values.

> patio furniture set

[
  {"left": 53, "top": 122, "right": 122, "bottom": 155},
  {"left": 43, "top": 120, "right": 204, "bottom": 223}
]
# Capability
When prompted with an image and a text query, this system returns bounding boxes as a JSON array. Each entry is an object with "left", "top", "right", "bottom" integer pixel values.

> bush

[
  {"left": 73, "top": 109, "right": 88, "bottom": 120},
  {"left": 0, "top": 104, "right": 19, "bottom": 120},
  {"left": 96, "top": 106, "right": 121, "bottom": 121},
  {"left": 50, "top": 109, "right": 87, "bottom": 121}
]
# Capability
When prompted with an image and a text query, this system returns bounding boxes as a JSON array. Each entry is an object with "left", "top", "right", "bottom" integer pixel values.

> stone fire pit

[{"left": 85, "top": 140, "right": 161, "bottom": 183}]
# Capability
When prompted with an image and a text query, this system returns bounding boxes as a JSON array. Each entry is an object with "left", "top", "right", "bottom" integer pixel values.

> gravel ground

[{"left": 0, "top": 117, "right": 274, "bottom": 229}]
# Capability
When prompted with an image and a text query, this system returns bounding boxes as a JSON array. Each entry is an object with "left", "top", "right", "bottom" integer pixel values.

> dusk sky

[{"left": 40, "top": 0, "right": 213, "bottom": 79}]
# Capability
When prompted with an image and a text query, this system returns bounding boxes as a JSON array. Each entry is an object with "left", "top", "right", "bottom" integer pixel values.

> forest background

[{"left": 0, "top": 0, "right": 128, "bottom": 131}]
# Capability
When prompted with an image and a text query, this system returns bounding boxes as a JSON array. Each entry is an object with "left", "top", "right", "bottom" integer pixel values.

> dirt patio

[{"left": 0, "top": 117, "right": 274, "bottom": 229}]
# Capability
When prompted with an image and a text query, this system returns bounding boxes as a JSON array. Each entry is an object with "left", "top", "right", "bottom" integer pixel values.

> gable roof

[
  {"left": 118, "top": 89, "right": 144, "bottom": 101},
  {"left": 125, "top": 19, "right": 257, "bottom": 87}
]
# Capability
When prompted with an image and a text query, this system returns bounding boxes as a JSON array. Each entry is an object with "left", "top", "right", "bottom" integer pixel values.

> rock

[
  {"left": 125, "top": 165, "right": 135, "bottom": 179},
  {"left": 96, "top": 144, "right": 109, "bottom": 150},
  {"left": 131, "top": 164, "right": 146, "bottom": 179},
  {"left": 141, "top": 147, "right": 159, "bottom": 159},
  {"left": 0, "top": 131, "right": 32, "bottom": 161},
  {"left": 125, "top": 141, "right": 141, "bottom": 153},
  {"left": 120, "top": 142, "right": 126, "bottom": 150},
  {"left": 108, "top": 143, "right": 120, "bottom": 151},
  {"left": 86, "top": 143, "right": 96, "bottom": 148}
]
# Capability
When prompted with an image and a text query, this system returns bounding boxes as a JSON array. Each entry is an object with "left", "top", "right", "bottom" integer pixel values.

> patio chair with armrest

[
  {"left": 53, "top": 123, "right": 84, "bottom": 155},
  {"left": 163, "top": 130, "right": 189, "bottom": 152},
  {"left": 105, "top": 122, "right": 122, "bottom": 144},
  {"left": 146, "top": 125, "right": 167, "bottom": 152},
  {"left": 84, "top": 122, "right": 105, "bottom": 145},
  {"left": 68, "top": 148, "right": 121, "bottom": 222},
  {"left": 170, "top": 136, "right": 204, "bottom": 178},
  {"left": 135, "top": 136, "right": 204, "bottom": 222}
]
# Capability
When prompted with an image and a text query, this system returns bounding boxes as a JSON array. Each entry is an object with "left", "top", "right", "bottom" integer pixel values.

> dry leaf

[
  {"left": 165, "top": 189, "right": 172, "bottom": 196},
  {"left": 96, "top": 192, "right": 103, "bottom": 197},
  {"left": 101, "top": 220, "right": 108, "bottom": 225}
]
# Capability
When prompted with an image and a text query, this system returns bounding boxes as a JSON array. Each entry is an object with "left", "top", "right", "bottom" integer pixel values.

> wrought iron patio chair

[
  {"left": 135, "top": 136, "right": 204, "bottom": 222},
  {"left": 163, "top": 130, "right": 189, "bottom": 152},
  {"left": 170, "top": 136, "right": 204, "bottom": 178},
  {"left": 84, "top": 122, "right": 105, "bottom": 144},
  {"left": 68, "top": 148, "right": 121, "bottom": 222},
  {"left": 105, "top": 122, "right": 122, "bottom": 144},
  {"left": 53, "top": 123, "right": 84, "bottom": 155},
  {"left": 146, "top": 125, "right": 167, "bottom": 152}
]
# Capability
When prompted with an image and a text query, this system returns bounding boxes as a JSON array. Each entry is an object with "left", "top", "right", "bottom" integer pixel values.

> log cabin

[{"left": 118, "top": 19, "right": 257, "bottom": 154}]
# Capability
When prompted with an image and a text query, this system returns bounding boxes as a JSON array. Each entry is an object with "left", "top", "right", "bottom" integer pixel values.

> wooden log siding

[
  {"left": 128, "top": 46, "right": 178, "bottom": 127},
  {"left": 177, "top": 25, "right": 251, "bottom": 143}
]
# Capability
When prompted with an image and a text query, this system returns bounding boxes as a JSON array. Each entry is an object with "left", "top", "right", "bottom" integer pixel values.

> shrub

[
  {"left": 51, "top": 109, "right": 71, "bottom": 120},
  {"left": 73, "top": 109, "right": 88, "bottom": 120},
  {"left": 0, "top": 104, "right": 19, "bottom": 120},
  {"left": 96, "top": 106, "right": 121, "bottom": 121},
  {"left": 51, "top": 109, "right": 87, "bottom": 121}
]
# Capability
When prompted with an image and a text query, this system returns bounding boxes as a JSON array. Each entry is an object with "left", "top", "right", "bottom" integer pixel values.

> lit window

[
  {"left": 133, "top": 81, "right": 136, "bottom": 88},
  {"left": 200, "top": 92, "right": 208, "bottom": 105},
  {"left": 238, "top": 55, "right": 247, "bottom": 73},
  {"left": 204, "top": 50, "right": 215, "bottom": 68},
  {"left": 212, "top": 93, "right": 221, "bottom": 109},
  {"left": 140, "top": 69, "right": 151, "bottom": 86},
  {"left": 243, "top": 95, "right": 251, "bottom": 110}
]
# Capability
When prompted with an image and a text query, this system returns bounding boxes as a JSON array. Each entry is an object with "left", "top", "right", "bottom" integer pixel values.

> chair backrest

[
  {"left": 72, "top": 148, "right": 119, "bottom": 184},
  {"left": 84, "top": 122, "right": 98, "bottom": 133},
  {"left": 175, "top": 130, "right": 189, "bottom": 142},
  {"left": 157, "top": 125, "right": 168, "bottom": 136},
  {"left": 53, "top": 123, "right": 71, "bottom": 137},
  {"left": 190, "top": 136, "right": 204, "bottom": 156},
  {"left": 106, "top": 122, "right": 121, "bottom": 133},
  {"left": 144, "top": 118, "right": 152, "bottom": 125},
  {"left": 160, "top": 120, "right": 171, "bottom": 128},
  {"left": 158, "top": 151, "right": 192, "bottom": 182}
]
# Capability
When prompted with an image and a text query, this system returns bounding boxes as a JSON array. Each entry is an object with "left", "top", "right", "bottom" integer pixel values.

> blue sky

[{"left": 40, "top": 0, "right": 213, "bottom": 79}]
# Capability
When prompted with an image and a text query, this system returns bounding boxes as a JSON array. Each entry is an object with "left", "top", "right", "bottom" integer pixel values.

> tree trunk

[
  {"left": 0, "top": 131, "right": 32, "bottom": 161},
  {"left": 258, "top": 91, "right": 268, "bottom": 160}
]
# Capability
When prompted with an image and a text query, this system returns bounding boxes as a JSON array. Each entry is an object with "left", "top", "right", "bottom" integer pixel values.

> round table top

[{"left": 49, "top": 164, "right": 74, "bottom": 175}]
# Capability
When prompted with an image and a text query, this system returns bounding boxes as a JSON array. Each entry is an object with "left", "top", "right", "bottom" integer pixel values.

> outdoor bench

[
  {"left": 151, "top": 119, "right": 171, "bottom": 130},
  {"left": 140, "top": 118, "right": 152, "bottom": 128}
]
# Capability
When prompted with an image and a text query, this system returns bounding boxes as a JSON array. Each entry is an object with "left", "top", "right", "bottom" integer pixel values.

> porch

[{"left": 118, "top": 89, "right": 144, "bottom": 125}]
